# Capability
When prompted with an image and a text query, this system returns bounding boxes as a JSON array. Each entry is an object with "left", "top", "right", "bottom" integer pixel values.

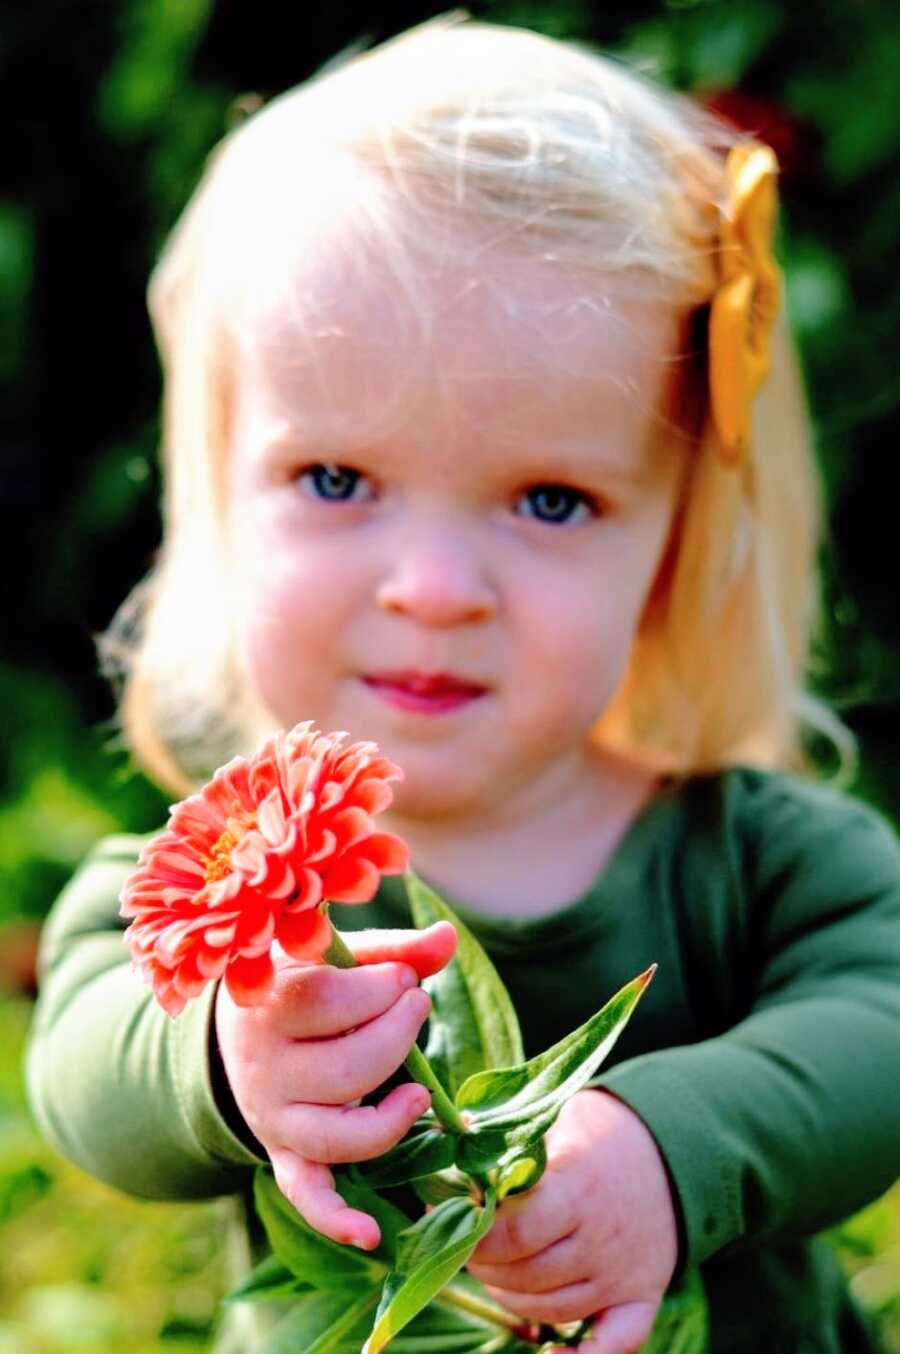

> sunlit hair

[{"left": 97, "top": 15, "right": 854, "bottom": 796}]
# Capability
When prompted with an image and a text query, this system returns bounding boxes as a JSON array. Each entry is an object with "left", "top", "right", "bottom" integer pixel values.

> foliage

[
  {"left": 227, "top": 880, "right": 697, "bottom": 1352},
  {"left": 0, "top": 999, "right": 226, "bottom": 1352}
]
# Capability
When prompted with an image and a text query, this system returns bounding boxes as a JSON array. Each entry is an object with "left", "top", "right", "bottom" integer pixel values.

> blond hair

[{"left": 97, "top": 15, "right": 853, "bottom": 796}]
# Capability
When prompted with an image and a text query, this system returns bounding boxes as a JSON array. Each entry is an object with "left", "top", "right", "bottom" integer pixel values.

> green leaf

[
  {"left": 406, "top": 872, "right": 524, "bottom": 1095},
  {"left": 393, "top": 1198, "right": 484, "bottom": 1275},
  {"left": 455, "top": 1128, "right": 510, "bottom": 1177},
  {"left": 496, "top": 1139, "right": 547, "bottom": 1201},
  {"left": 456, "top": 968, "right": 654, "bottom": 1149},
  {"left": 376, "top": 1299, "right": 502, "bottom": 1351},
  {"left": 412, "top": 1166, "right": 473, "bottom": 1206},
  {"left": 334, "top": 1173, "right": 413, "bottom": 1268},
  {"left": 361, "top": 1193, "right": 498, "bottom": 1354},
  {"left": 384, "top": 1333, "right": 495, "bottom": 1351},
  {"left": 253, "top": 1168, "right": 384, "bottom": 1289},
  {"left": 256, "top": 1288, "right": 381, "bottom": 1354},
  {"left": 454, "top": 1132, "right": 548, "bottom": 1193},
  {"left": 352, "top": 1126, "right": 457, "bottom": 1189},
  {"left": 642, "top": 1268, "right": 709, "bottom": 1354},
  {"left": 222, "top": 1253, "right": 311, "bottom": 1304}
]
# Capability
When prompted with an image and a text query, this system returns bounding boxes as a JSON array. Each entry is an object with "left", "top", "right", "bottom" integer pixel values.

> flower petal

[
  {"left": 276, "top": 907, "right": 331, "bottom": 961},
  {"left": 173, "top": 951, "right": 208, "bottom": 1000},
  {"left": 203, "top": 920, "right": 238, "bottom": 949},
  {"left": 303, "top": 826, "right": 337, "bottom": 865},
  {"left": 119, "top": 720, "right": 409, "bottom": 1016},
  {"left": 153, "top": 973, "right": 188, "bottom": 1019},
  {"left": 233, "top": 897, "right": 277, "bottom": 953},
  {"left": 224, "top": 952, "right": 276, "bottom": 1006},
  {"left": 321, "top": 854, "right": 381, "bottom": 903},
  {"left": 360, "top": 832, "right": 409, "bottom": 874},
  {"left": 287, "top": 867, "right": 323, "bottom": 911},
  {"left": 256, "top": 786, "right": 288, "bottom": 847},
  {"left": 196, "top": 945, "right": 230, "bottom": 980},
  {"left": 248, "top": 755, "right": 282, "bottom": 810},
  {"left": 328, "top": 806, "right": 375, "bottom": 853},
  {"left": 351, "top": 779, "right": 395, "bottom": 816}
]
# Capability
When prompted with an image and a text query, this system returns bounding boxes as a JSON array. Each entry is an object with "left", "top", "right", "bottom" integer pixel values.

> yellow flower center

[{"left": 204, "top": 810, "right": 258, "bottom": 883}]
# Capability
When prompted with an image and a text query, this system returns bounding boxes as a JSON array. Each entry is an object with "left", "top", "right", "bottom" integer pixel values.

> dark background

[
  {"left": 1, "top": 4, "right": 899, "bottom": 1348},
  {"left": 2, "top": 0, "right": 899, "bottom": 932}
]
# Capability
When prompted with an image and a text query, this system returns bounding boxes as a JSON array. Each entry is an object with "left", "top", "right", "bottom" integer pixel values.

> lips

[
  {"left": 363, "top": 670, "right": 487, "bottom": 697},
  {"left": 361, "top": 670, "right": 488, "bottom": 714}
]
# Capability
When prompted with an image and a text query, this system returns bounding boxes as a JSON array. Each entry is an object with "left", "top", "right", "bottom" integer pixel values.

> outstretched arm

[
  {"left": 25, "top": 833, "right": 455, "bottom": 1216},
  {"left": 467, "top": 775, "right": 900, "bottom": 1352},
  {"left": 25, "top": 834, "right": 267, "bottom": 1200},
  {"left": 599, "top": 782, "right": 900, "bottom": 1271}
]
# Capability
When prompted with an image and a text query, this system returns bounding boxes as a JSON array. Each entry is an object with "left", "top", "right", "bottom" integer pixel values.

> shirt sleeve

[
  {"left": 596, "top": 772, "right": 900, "bottom": 1270},
  {"left": 24, "top": 833, "right": 269, "bottom": 1201}
]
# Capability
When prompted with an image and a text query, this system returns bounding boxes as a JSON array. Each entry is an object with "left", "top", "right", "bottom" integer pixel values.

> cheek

[
  {"left": 238, "top": 582, "right": 343, "bottom": 732},
  {"left": 241, "top": 562, "right": 342, "bottom": 665},
  {"left": 230, "top": 514, "right": 359, "bottom": 707},
  {"left": 509, "top": 557, "right": 647, "bottom": 729},
  {"left": 522, "top": 560, "right": 636, "bottom": 667},
  {"left": 234, "top": 498, "right": 355, "bottom": 625}
]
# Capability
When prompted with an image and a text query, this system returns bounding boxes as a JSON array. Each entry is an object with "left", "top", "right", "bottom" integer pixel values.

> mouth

[{"left": 361, "top": 670, "right": 489, "bottom": 715}]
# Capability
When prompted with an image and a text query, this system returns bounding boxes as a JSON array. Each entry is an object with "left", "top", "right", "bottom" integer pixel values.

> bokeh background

[{"left": 2, "top": 1, "right": 899, "bottom": 1350}]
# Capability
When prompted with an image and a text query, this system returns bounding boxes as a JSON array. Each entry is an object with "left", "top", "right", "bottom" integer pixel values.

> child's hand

[
  {"left": 466, "top": 1090, "right": 678, "bottom": 1354},
  {"left": 214, "top": 921, "right": 456, "bottom": 1251}
]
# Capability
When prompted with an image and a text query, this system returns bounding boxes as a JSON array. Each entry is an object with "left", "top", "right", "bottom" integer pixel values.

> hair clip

[{"left": 708, "top": 141, "right": 782, "bottom": 466}]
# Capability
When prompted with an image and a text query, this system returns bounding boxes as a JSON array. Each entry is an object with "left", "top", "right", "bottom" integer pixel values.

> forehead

[{"left": 230, "top": 197, "right": 687, "bottom": 469}]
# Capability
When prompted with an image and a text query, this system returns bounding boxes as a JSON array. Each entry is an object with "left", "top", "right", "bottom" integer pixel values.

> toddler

[{"left": 25, "top": 18, "right": 900, "bottom": 1354}]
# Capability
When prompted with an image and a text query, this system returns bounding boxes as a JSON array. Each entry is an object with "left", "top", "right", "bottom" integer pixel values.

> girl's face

[{"left": 226, "top": 217, "right": 691, "bottom": 826}]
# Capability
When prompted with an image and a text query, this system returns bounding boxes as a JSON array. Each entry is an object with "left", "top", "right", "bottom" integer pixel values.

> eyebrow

[
  {"left": 259, "top": 416, "right": 392, "bottom": 458},
  {"left": 256, "top": 416, "right": 652, "bottom": 487}
]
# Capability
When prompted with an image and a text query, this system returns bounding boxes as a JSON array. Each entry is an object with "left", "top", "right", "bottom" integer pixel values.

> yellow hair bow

[{"left": 708, "top": 141, "right": 782, "bottom": 466}]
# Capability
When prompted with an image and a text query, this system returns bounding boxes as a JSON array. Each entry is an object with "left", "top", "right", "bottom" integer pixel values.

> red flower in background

[{"left": 119, "top": 722, "right": 408, "bottom": 1017}]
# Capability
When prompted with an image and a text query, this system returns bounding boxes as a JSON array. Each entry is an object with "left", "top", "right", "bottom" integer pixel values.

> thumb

[
  {"left": 340, "top": 921, "right": 457, "bottom": 979},
  {"left": 567, "top": 1302, "right": 659, "bottom": 1354}
]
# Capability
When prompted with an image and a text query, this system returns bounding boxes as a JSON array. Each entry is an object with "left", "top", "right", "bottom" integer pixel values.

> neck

[{"left": 382, "top": 751, "right": 665, "bottom": 919}]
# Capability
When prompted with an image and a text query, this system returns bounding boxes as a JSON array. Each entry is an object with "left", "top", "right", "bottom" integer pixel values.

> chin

[{"left": 386, "top": 759, "right": 497, "bottom": 823}]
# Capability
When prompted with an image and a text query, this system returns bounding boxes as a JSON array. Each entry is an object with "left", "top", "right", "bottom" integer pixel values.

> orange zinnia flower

[{"left": 119, "top": 722, "right": 408, "bottom": 1017}]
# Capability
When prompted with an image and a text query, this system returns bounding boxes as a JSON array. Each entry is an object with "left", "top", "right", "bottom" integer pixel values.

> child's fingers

[
  {"left": 479, "top": 1278, "right": 597, "bottom": 1326},
  {"left": 471, "top": 1178, "right": 580, "bottom": 1264},
  {"left": 276, "top": 962, "right": 420, "bottom": 1039},
  {"left": 466, "top": 1230, "right": 581, "bottom": 1293},
  {"left": 554, "top": 1300, "right": 659, "bottom": 1353},
  {"left": 269, "top": 1149, "right": 381, "bottom": 1251},
  {"left": 344, "top": 921, "right": 457, "bottom": 979},
  {"left": 282, "top": 987, "right": 431, "bottom": 1103},
  {"left": 280, "top": 1083, "right": 431, "bottom": 1163}
]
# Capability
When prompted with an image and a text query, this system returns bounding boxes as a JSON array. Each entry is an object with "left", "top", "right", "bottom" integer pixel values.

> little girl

[{"left": 25, "top": 17, "right": 900, "bottom": 1354}]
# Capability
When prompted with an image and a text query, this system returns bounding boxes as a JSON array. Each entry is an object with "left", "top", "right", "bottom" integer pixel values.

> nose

[{"left": 375, "top": 523, "right": 497, "bottom": 628}]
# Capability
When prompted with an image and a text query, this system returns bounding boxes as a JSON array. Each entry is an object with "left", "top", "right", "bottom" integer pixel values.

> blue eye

[
  {"left": 518, "top": 484, "right": 594, "bottom": 525},
  {"left": 300, "top": 463, "right": 372, "bottom": 502}
]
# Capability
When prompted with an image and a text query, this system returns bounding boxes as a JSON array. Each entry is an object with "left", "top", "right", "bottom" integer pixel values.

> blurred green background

[{"left": 2, "top": 0, "right": 899, "bottom": 1349}]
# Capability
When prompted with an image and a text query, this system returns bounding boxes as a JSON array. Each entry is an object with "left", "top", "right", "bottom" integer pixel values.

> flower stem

[
  {"left": 321, "top": 920, "right": 359, "bottom": 970},
  {"left": 437, "top": 1283, "right": 522, "bottom": 1332},
  {"left": 322, "top": 914, "right": 468, "bottom": 1136},
  {"left": 403, "top": 1043, "right": 469, "bottom": 1135}
]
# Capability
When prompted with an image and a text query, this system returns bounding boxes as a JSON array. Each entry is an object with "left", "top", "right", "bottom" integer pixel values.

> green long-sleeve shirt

[{"left": 24, "top": 766, "right": 900, "bottom": 1353}]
